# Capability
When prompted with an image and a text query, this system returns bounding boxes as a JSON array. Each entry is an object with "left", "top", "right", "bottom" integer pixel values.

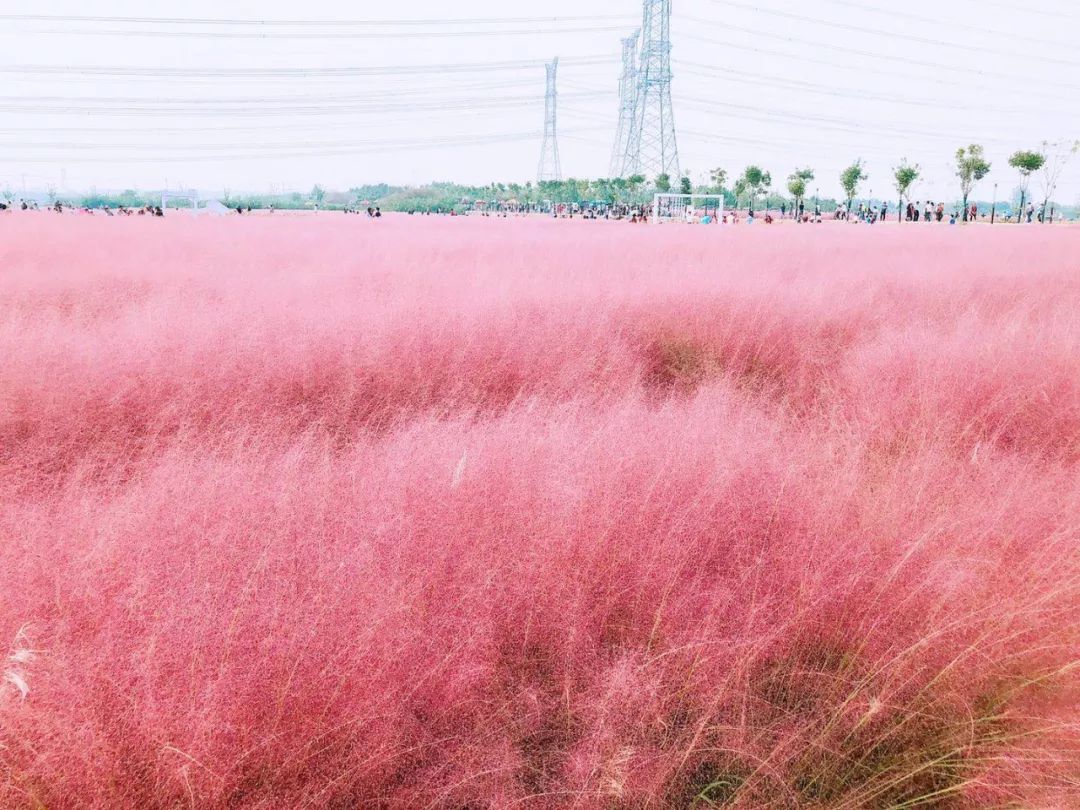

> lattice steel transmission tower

[
  {"left": 609, "top": 30, "right": 640, "bottom": 177},
  {"left": 537, "top": 57, "right": 562, "bottom": 183},
  {"left": 623, "top": 0, "right": 680, "bottom": 181}
]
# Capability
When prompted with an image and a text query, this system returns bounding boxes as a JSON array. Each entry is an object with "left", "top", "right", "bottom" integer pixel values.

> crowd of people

[
  {"left": 899, "top": 201, "right": 974, "bottom": 224},
  {"left": 0, "top": 200, "right": 165, "bottom": 216},
  {"left": 3, "top": 196, "right": 1065, "bottom": 225}
]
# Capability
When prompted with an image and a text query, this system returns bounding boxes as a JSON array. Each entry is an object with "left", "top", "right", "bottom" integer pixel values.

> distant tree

[
  {"left": 626, "top": 174, "right": 646, "bottom": 203},
  {"left": 785, "top": 168, "right": 814, "bottom": 217},
  {"left": 679, "top": 176, "right": 693, "bottom": 195},
  {"left": 592, "top": 178, "right": 617, "bottom": 203},
  {"left": 955, "top": 144, "right": 991, "bottom": 222},
  {"left": 733, "top": 177, "right": 748, "bottom": 210},
  {"left": 1038, "top": 139, "right": 1079, "bottom": 222},
  {"left": 709, "top": 167, "right": 727, "bottom": 194},
  {"left": 840, "top": 160, "right": 868, "bottom": 212},
  {"left": 892, "top": 160, "right": 920, "bottom": 222},
  {"left": 1007, "top": 150, "right": 1045, "bottom": 222},
  {"left": 655, "top": 173, "right": 672, "bottom": 193},
  {"left": 310, "top": 184, "right": 326, "bottom": 205},
  {"left": 348, "top": 184, "right": 394, "bottom": 200},
  {"left": 609, "top": 176, "right": 628, "bottom": 203}
]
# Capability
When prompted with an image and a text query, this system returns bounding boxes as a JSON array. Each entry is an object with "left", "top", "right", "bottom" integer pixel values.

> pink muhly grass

[{"left": 0, "top": 215, "right": 1078, "bottom": 807}]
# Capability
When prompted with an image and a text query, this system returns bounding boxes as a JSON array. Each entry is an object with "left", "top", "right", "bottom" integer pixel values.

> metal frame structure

[
  {"left": 609, "top": 30, "right": 640, "bottom": 178},
  {"left": 652, "top": 193, "right": 724, "bottom": 223},
  {"left": 621, "top": 0, "right": 680, "bottom": 181},
  {"left": 161, "top": 190, "right": 199, "bottom": 210},
  {"left": 537, "top": 57, "right": 562, "bottom": 183}
]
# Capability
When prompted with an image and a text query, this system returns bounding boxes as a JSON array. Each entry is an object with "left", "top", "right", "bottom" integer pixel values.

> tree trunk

[
  {"left": 898, "top": 196, "right": 903, "bottom": 223},
  {"left": 1017, "top": 190, "right": 1025, "bottom": 223},
  {"left": 962, "top": 194, "right": 969, "bottom": 222}
]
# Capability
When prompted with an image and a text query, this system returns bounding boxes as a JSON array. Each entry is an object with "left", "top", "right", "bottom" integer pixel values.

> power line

[
  {"left": 962, "top": 0, "right": 1080, "bottom": 21},
  {"left": 561, "top": 109, "right": 942, "bottom": 161},
  {"left": 812, "top": 0, "right": 1075, "bottom": 51},
  {"left": 678, "top": 97, "right": 1020, "bottom": 146},
  {"left": 676, "top": 21, "right": 1080, "bottom": 92},
  {"left": 676, "top": 61, "right": 1080, "bottom": 120},
  {"left": 3, "top": 126, "right": 611, "bottom": 164},
  {"left": 0, "top": 133, "right": 555, "bottom": 151},
  {"left": 565, "top": 84, "right": 1041, "bottom": 148},
  {"left": 0, "top": 13, "right": 635, "bottom": 27},
  {"left": 0, "top": 79, "right": 545, "bottom": 106},
  {"left": 0, "top": 56, "right": 617, "bottom": 79},
  {"left": 18, "top": 24, "right": 633, "bottom": 40},
  {"left": 0, "top": 91, "right": 606, "bottom": 116},
  {"left": 697, "top": 1, "right": 1080, "bottom": 69},
  {"left": 674, "top": 29, "right": 1080, "bottom": 97},
  {"left": 0, "top": 115, "right": 533, "bottom": 136}
]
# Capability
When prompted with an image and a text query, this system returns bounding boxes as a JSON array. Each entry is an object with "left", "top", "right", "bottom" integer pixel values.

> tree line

[
  {"left": 376, "top": 139, "right": 1077, "bottom": 219},
  {"left": 48, "top": 139, "right": 1078, "bottom": 218}
]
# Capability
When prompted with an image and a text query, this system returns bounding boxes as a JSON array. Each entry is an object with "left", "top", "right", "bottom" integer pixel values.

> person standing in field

[{"left": 913, "top": 202, "right": 921, "bottom": 222}]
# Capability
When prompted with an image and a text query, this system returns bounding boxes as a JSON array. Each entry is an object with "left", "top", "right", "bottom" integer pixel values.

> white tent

[{"left": 200, "top": 199, "right": 231, "bottom": 217}]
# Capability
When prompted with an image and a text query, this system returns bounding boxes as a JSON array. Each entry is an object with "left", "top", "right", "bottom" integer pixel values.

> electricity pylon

[
  {"left": 537, "top": 57, "right": 562, "bottom": 183},
  {"left": 624, "top": 0, "right": 680, "bottom": 181},
  {"left": 609, "top": 30, "right": 640, "bottom": 178}
]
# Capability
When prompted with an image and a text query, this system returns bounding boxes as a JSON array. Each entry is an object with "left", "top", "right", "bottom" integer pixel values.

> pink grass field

[{"left": 1, "top": 214, "right": 1080, "bottom": 808}]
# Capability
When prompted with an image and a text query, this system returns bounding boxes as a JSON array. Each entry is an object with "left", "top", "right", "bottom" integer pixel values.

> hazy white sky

[{"left": 2, "top": 0, "right": 1078, "bottom": 202}]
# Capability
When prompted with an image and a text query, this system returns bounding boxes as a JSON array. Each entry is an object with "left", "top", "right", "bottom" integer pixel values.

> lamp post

[{"left": 991, "top": 182, "right": 997, "bottom": 225}]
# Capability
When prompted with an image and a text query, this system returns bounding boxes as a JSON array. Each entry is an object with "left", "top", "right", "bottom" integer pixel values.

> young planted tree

[
  {"left": 955, "top": 144, "right": 991, "bottom": 222},
  {"left": 893, "top": 160, "right": 920, "bottom": 222},
  {"left": 1007, "top": 150, "right": 1045, "bottom": 223},
  {"left": 786, "top": 176, "right": 806, "bottom": 218},
  {"left": 1038, "top": 139, "right": 1079, "bottom": 222},
  {"left": 786, "top": 168, "right": 814, "bottom": 218},
  {"left": 741, "top": 166, "right": 772, "bottom": 213},
  {"left": 840, "top": 160, "right": 868, "bottom": 214},
  {"left": 655, "top": 173, "right": 672, "bottom": 193},
  {"left": 680, "top": 176, "right": 693, "bottom": 195}
]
